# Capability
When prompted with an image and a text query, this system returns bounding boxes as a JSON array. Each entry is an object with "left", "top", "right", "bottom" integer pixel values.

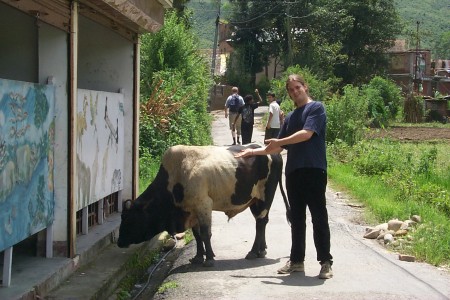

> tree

[
  {"left": 434, "top": 31, "right": 450, "bottom": 60},
  {"left": 226, "top": 0, "right": 402, "bottom": 88}
]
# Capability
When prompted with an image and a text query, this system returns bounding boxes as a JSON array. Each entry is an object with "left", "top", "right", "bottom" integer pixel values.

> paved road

[{"left": 139, "top": 107, "right": 450, "bottom": 300}]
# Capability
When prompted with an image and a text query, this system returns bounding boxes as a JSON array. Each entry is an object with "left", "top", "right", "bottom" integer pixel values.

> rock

[
  {"left": 388, "top": 219, "right": 404, "bottom": 231},
  {"left": 364, "top": 229, "right": 382, "bottom": 239},
  {"left": 411, "top": 215, "right": 421, "bottom": 223},
  {"left": 404, "top": 220, "right": 417, "bottom": 227},
  {"left": 399, "top": 254, "right": 415, "bottom": 262},
  {"left": 394, "top": 229, "right": 408, "bottom": 236},
  {"left": 375, "top": 223, "right": 388, "bottom": 231},
  {"left": 383, "top": 233, "right": 394, "bottom": 244},
  {"left": 365, "top": 227, "right": 374, "bottom": 233},
  {"left": 377, "top": 230, "right": 387, "bottom": 239},
  {"left": 162, "top": 238, "right": 176, "bottom": 251},
  {"left": 175, "top": 232, "right": 186, "bottom": 239}
]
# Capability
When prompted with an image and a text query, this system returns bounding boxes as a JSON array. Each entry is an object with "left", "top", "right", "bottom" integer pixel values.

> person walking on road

[
  {"left": 235, "top": 74, "right": 333, "bottom": 279},
  {"left": 264, "top": 91, "right": 282, "bottom": 144},
  {"left": 233, "top": 93, "right": 260, "bottom": 144},
  {"left": 224, "top": 87, "right": 245, "bottom": 145}
]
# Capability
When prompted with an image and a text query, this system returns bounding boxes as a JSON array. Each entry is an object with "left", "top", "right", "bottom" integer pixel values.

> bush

[
  {"left": 139, "top": 11, "right": 213, "bottom": 161},
  {"left": 270, "top": 65, "right": 336, "bottom": 113},
  {"left": 325, "top": 85, "right": 368, "bottom": 145},
  {"left": 362, "top": 76, "right": 403, "bottom": 127}
]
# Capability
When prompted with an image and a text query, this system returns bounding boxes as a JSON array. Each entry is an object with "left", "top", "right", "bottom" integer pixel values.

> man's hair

[
  {"left": 231, "top": 87, "right": 238, "bottom": 93},
  {"left": 266, "top": 91, "right": 275, "bottom": 97}
]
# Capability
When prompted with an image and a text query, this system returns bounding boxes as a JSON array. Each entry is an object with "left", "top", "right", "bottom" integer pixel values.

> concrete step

[
  {"left": 0, "top": 214, "right": 165, "bottom": 300},
  {"left": 45, "top": 235, "right": 164, "bottom": 300}
]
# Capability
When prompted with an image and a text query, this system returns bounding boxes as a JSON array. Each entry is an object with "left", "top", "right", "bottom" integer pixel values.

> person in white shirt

[{"left": 264, "top": 91, "right": 282, "bottom": 144}]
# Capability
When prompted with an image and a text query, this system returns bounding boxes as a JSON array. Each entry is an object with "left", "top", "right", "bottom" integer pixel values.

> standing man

[
  {"left": 224, "top": 87, "right": 245, "bottom": 145},
  {"left": 264, "top": 91, "right": 282, "bottom": 144},
  {"left": 235, "top": 74, "right": 333, "bottom": 279}
]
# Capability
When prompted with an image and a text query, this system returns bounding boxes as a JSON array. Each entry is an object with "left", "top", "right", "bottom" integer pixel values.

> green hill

[
  {"left": 395, "top": 0, "right": 449, "bottom": 51},
  {"left": 187, "top": 0, "right": 449, "bottom": 55}
]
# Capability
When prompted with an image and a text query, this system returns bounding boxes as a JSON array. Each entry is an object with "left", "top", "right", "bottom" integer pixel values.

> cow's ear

[{"left": 123, "top": 199, "right": 132, "bottom": 210}]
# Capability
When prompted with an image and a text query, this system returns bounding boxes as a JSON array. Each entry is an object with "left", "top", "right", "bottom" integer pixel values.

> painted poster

[
  {"left": 76, "top": 89, "right": 124, "bottom": 211},
  {"left": 0, "top": 79, "right": 55, "bottom": 252}
]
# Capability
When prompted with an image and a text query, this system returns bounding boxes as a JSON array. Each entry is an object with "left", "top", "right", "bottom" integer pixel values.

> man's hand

[
  {"left": 234, "top": 148, "right": 254, "bottom": 158},
  {"left": 265, "top": 138, "right": 281, "bottom": 153}
]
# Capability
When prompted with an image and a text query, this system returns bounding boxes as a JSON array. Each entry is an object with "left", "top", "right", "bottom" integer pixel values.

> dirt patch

[{"left": 367, "top": 126, "right": 450, "bottom": 142}]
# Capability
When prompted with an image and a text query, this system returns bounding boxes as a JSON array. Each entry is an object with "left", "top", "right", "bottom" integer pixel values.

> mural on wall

[
  {"left": 76, "top": 89, "right": 124, "bottom": 211},
  {"left": 0, "top": 79, "right": 55, "bottom": 252}
]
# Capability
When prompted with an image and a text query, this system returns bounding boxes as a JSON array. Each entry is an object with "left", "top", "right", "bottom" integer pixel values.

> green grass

[
  {"left": 157, "top": 281, "right": 179, "bottom": 294},
  {"left": 328, "top": 140, "right": 450, "bottom": 267}
]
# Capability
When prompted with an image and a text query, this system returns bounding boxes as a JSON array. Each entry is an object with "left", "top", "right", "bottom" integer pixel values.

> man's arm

[
  {"left": 254, "top": 89, "right": 262, "bottom": 104},
  {"left": 266, "top": 112, "right": 273, "bottom": 129}
]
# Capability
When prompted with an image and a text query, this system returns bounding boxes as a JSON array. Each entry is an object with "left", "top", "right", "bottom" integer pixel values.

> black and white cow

[{"left": 117, "top": 144, "right": 290, "bottom": 266}]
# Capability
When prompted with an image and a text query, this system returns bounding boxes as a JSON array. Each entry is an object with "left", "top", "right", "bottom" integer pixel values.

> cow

[{"left": 117, "top": 144, "right": 290, "bottom": 267}]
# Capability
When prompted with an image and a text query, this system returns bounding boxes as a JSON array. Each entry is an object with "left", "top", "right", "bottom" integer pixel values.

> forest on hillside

[{"left": 187, "top": 0, "right": 449, "bottom": 57}]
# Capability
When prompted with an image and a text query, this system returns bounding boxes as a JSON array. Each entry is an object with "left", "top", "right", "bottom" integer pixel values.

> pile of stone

[{"left": 363, "top": 215, "right": 421, "bottom": 262}]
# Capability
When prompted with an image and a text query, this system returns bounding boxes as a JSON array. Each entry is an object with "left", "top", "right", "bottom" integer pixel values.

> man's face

[{"left": 287, "top": 81, "right": 308, "bottom": 105}]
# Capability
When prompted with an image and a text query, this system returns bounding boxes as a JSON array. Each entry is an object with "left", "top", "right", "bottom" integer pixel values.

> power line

[{"left": 228, "top": 3, "right": 282, "bottom": 24}]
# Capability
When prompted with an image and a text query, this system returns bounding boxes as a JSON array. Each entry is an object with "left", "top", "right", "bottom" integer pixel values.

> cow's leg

[
  {"left": 189, "top": 224, "right": 205, "bottom": 264},
  {"left": 195, "top": 204, "right": 215, "bottom": 267},
  {"left": 199, "top": 224, "right": 215, "bottom": 267},
  {"left": 246, "top": 200, "right": 269, "bottom": 259}
]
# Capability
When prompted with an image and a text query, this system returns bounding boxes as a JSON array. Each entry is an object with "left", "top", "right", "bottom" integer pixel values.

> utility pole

[
  {"left": 211, "top": 0, "right": 221, "bottom": 76},
  {"left": 413, "top": 21, "right": 421, "bottom": 94},
  {"left": 285, "top": 2, "right": 293, "bottom": 67}
]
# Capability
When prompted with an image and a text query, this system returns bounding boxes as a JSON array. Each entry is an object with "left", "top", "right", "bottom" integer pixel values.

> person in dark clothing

[
  {"left": 234, "top": 74, "right": 333, "bottom": 280},
  {"left": 233, "top": 94, "right": 260, "bottom": 144}
]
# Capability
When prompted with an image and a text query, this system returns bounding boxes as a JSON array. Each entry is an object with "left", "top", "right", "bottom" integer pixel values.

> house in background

[
  {"left": 0, "top": 0, "right": 172, "bottom": 292},
  {"left": 386, "top": 40, "right": 450, "bottom": 97}
]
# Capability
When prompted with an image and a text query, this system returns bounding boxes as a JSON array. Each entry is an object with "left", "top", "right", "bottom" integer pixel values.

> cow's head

[
  {"left": 117, "top": 191, "right": 187, "bottom": 248},
  {"left": 117, "top": 199, "right": 161, "bottom": 248}
]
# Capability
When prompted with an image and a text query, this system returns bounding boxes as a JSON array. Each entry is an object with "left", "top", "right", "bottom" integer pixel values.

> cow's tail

[{"left": 278, "top": 176, "right": 291, "bottom": 226}]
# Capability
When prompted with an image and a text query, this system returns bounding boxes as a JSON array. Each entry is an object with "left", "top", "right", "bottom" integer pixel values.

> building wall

[
  {"left": 0, "top": 1, "right": 138, "bottom": 257},
  {"left": 38, "top": 22, "right": 70, "bottom": 244},
  {"left": 0, "top": 2, "right": 70, "bottom": 247},
  {"left": 0, "top": 4, "right": 38, "bottom": 82},
  {"left": 78, "top": 15, "right": 134, "bottom": 203}
]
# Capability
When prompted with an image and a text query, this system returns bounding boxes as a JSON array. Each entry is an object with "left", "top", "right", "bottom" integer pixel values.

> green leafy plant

[{"left": 157, "top": 281, "right": 178, "bottom": 294}]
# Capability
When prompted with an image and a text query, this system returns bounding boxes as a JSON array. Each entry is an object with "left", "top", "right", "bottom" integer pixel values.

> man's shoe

[
  {"left": 277, "top": 260, "right": 304, "bottom": 274},
  {"left": 319, "top": 261, "right": 333, "bottom": 279}
]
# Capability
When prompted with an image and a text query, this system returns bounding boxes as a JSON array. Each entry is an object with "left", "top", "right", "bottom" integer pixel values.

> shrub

[
  {"left": 139, "top": 11, "right": 213, "bottom": 162},
  {"left": 269, "top": 65, "right": 336, "bottom": 113},
  {"left": 325, "top": 85, "right": 368, "bottom": 145},
  {"left": 362, "top": 76, "right": 403, "bottom": 127}
]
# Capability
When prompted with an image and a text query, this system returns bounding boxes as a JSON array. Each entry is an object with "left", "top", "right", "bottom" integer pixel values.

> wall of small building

[
  {"left": 0, "top": 4, "right": 38, "bottom": 82},
  {"left": 38, "top": 22, "right": 70, "bottom": 245},
  {"left": 0, "top": 2, "right": 70, "bottom": 251},
  {"left": 77, "top": 15, "right": 134, "bottom": 205},
  {"left": 0, "top": 2, "right": 136, "bottom": 257}
]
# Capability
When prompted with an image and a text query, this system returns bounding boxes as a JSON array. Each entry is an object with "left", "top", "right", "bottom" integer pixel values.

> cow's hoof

[
  {"left": 189, "top": 256, "right": 204, "bottom": 264},
  {"left": 257, "top": 250, "right": 267, "bottom": 258},
  {"left": 245, "top": 250, "right": 267, "bottom": 259},
  {"left": 245, "top": 251, "right": 258, "bottom": 260},
  {"left": 203, "top": 259, "right": 215, "bottom": 267}
]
